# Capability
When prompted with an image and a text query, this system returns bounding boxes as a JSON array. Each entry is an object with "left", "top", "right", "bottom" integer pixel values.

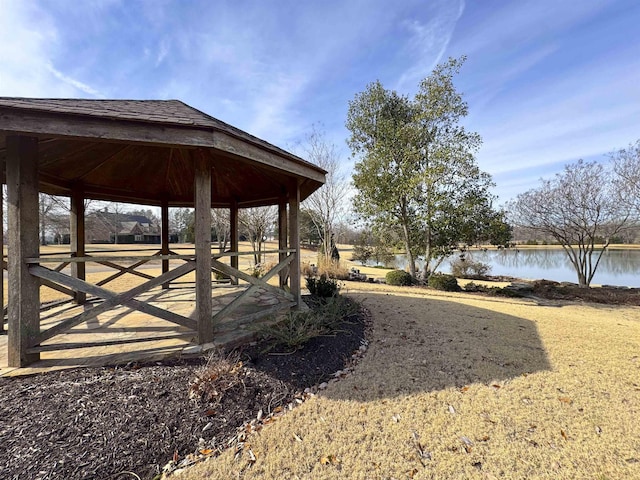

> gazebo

[{"left": 0, "top": 98, "right": 326, "bottom": 368}]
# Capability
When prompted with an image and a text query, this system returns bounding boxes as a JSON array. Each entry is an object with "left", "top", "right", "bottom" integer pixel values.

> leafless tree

[
  {"left": 509, "top": 159, "right": 634, "bottom": 287},
  {"left": 611, "top": 140, "right": 640, "bottom": 213},
  {"left": 39, "top": 194, "right": 69, "bottom": 245},
  {"left": 300, "top": 127, "right": 350, "bottom": 265},
  {"left": 211, "top": 208, "right": 230, "bottom": 252},
  {"left": 239, "top": 206, "right": 276, "bottom": 264}
]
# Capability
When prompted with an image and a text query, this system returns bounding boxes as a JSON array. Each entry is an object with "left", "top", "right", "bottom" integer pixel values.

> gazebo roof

[{"left": 0, "top": 98, "right": 326, "bottom": 207}]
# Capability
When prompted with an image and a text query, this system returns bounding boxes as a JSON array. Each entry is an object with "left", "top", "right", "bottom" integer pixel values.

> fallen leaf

[
  {"left": 320, "top": 454, "right": 338, "bottom": 465},
  {"left": 273, "top": 406, "right": 284, "bottom": 414},
  {"left": 491, "top": 384, "right": 501, "bottom": 389},
  {"left": 173, "top": 450, "right": 179, "bottom": 462},
  {"left": 199, "top": 449, "right": 213, "bottom": 455},
  {"left": 561, "top": 429, "right": 568, "bottom": 440},
  {"left": 204, "top": 409, "right": 216, "bottom": 417},
  {"left": 408, "top": 468, "right": 419, "bottom": 478},
  {"left": 460, "top": 386, "right": 470, "bottom": 393},
  {"left": 559, "top": 397, "right": 573, "bottom": 404},
  {"left": 479, "top": 435, "right": 490, "bottom": 442}
]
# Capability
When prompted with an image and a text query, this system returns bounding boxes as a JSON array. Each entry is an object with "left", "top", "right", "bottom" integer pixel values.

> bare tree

[
  {"left": 211, "top": 208, "right": 230, "bottom": 252},
  {"left": 300, "top": 127, "right": 349, "bottom": 265},
  {"left": 509, "top": 159, "right": 633, "bottom": 287},
  {"left": 612, "top": 140, "right": 640, "bottom": 213},
  {"left": 239, "top": 206, "right": 276, "bottom": 264},
  {"left": 39, "top": 194, "right": 69, "bottom": 245}
]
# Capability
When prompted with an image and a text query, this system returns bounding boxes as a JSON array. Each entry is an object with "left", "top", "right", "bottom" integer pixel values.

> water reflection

[{"left": 391, "top": 248, "right": 640, "bottom": 287}]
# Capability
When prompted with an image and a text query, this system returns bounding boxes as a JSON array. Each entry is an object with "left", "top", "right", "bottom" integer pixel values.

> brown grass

[{"left": 179, "top": 282, "right": 640, "bottom": 479}]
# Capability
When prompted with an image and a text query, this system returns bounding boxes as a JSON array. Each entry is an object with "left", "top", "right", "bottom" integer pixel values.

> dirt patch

[{"left": 0, "top": 299, "right": 367, "bottom": 480}]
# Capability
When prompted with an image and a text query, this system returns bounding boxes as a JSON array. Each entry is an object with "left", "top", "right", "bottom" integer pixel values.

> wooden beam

[
  {"left": 161, "top": 198, "right": 170, "bottom": 289},
  {"left": 212, "top": 253, "right": 295, "bottom": 323},
  {"left": 6, "top": 135, "right": 40, "bottom": 366},
  {"left": 289, "top": 179, "right": 302, "bottom": 309},
  {"left": 70, "top": 186, "right": 86, "bottom": 304},
  {"left": 194, "top": 150, "right": 213, "bottom": 343},
  {"left": 0, "top": 109, "right": 215, "bottom": 148},
  {"left": 93, "top": 257, "right": 157, "bottom": 286},
  {"left": 212, "top": 131, "right": 326, "bottom": 184},
  {"left": 31, "top": 261, "right": 197, "bottom": 344},
  {"left": 0, "top": 156, "right": 4, "bottom": 333},
  {"left": 230, "top": 200, "right": 239, "bottom": 285},
  {"left": 27, "top": 331, "right": 193, "bottom": 353},
  {"left": 211, "top": 258, "right": 294, "bottom": 301},
  {"left": 278, "top": 196, "right": 288, "bottom": 288},
  {"left": 30, "top": 265, "right": 197, "bottom": 332}
]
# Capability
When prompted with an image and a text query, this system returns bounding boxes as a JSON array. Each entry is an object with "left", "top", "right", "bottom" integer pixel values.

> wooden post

[
  {"left": 194, "top": 151, "right": 213, "bottom": 343},
  {"left": 1, "top": 157, "right": 4, "bottom": 333},
  {"left": 7, "top": 136, "right": 40, "bottom": 367},
  {"left": 278, "top": 196, "right": 288, "bottom": 288},
  {"left": 161, "top": 198, "right": 170, "bottom": 289},
  {"left": 70, "top": 187, "right": 86, "bottom": 304},
  {"left": 230, "top": 200, "right": 239, "bottom": 285},
  {"left": 288, "top": 179, "right": 301, "bottom": 308}
]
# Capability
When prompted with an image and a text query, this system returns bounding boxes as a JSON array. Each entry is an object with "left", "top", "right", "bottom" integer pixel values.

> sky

[{"left": 1, "top": 0, "right": 639, "bottom": 204}]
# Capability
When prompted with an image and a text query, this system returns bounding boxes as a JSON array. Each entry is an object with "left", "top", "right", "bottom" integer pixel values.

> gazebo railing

[{"left": 17, "top": 247, "right": 298, "bottom": 353}]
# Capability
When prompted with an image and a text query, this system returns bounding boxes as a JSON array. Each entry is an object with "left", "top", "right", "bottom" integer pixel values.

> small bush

[
  {"left": 450, "top": 257, "right": 491, "bottom": 279},
  {"left": 306, "top": 274, "right": 340, "bottom": 297},
  {"left": 258, "top": 311, "right": 324, "bottom": 353},
  {"left": 258, "top": 296, "right": 361, "bottom": 353},
  {"left": 386, "top": 269, "right": 413, "bottom": 286},
  {"left": 317, "top": 261, "right": 350, "bottom": 280},
  {"left": 428, "top": 273, "right": 460, "bottom": 291},
  {"left": 189, "top": 350, "right": 243, "bottom": 403},
  {"left": 301, "top": 262, "right": 317, "bottom": 277}
]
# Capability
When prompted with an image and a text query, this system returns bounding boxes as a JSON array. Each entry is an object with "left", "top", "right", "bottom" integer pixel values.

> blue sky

[{"left": 1, "top": 0, "right": 638, "bottom": 203}]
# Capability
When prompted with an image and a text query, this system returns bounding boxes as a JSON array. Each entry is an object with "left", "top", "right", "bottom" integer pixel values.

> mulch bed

[
  {"left": 0, "top": 297, "right": 368, "bottom": 480},
  {"left": 529, "top": 280, "right": 640, "bottom": 305}
]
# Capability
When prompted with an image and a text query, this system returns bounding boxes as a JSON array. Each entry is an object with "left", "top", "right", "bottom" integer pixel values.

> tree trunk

[
  {"left": 423, "top": 225, "right": 432, "bottom": 278},
  {"left": 401, "top": 222, "right": 416, "bottom": 278}
]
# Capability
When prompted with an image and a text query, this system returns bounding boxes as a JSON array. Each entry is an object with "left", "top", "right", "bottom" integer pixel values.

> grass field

[
  {"left": 2, "top": 243, "right": 640, "bottom": 477},
  {"left": 180, "top": 282, "right": 640, "bottom": 479}
]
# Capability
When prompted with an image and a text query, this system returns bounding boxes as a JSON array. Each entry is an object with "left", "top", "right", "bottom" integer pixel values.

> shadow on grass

[{"left": 326, "top": 291, "right": 552, "bottom": 401}]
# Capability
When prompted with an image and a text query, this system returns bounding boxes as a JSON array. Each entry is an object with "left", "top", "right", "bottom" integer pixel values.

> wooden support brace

[
  {"left": 212, "top": 254, "right": 295, "bottom": 323},
  {"left": 30, "top": 261, "right": 197, "bottom": 344}
]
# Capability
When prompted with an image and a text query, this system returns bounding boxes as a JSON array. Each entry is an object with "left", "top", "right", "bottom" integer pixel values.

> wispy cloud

[
  {"left": 46, "top": 63, "right": 103, "bottom": 97},
  {"left": 0, "top": 0, "right": 103, "bottom": 98},
  {"left": 394, "top": 0, "right": 465, "bottom": 93}
]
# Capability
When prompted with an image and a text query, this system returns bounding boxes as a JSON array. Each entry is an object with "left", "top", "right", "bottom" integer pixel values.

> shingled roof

[
  {"left": 0, "top": 97, "right": 326, "bottom": 208},
  {"left": 0, "top": 97, "right": 314, "bottom": 168}
]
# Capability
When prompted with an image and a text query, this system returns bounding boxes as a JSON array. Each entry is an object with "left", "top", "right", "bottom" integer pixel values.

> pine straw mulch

[{"left": 0, "top": 298, "right": 369, "bottom": 480}]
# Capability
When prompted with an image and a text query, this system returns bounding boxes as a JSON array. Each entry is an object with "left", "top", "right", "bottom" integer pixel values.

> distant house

[{"left": 86, "top": 210, "right": 161, "bottom": 244}]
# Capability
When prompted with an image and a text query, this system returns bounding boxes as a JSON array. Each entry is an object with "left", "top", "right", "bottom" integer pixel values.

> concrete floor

[{"left": 0, "top": 284, "right": 291, "bottom": 377}]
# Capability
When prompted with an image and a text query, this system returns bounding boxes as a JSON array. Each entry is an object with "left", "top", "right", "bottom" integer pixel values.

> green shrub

[
  {"left": 450, "top": 257, "right": 491, "bottom": 279},
  {"left": 385, "top": 269, "right": 413, "bottom": 286},
  {"left": 428, "top": 273, "right": 460, "bottom": 291},
  {"left": 257, "top": 296, "right": 361, "bottom": 353},
  {"left": 306, "top": 274, "right": 340, "bottom": 297}
]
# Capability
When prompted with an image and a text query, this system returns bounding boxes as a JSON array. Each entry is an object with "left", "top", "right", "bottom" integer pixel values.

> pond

[{"left": 388, "top": 248, "right": 640, "bottom": 287}]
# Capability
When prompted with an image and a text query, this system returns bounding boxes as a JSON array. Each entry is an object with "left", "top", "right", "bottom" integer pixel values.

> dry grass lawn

[{"left": 181, "top": 282, "right": 639, "bottom": 480}]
